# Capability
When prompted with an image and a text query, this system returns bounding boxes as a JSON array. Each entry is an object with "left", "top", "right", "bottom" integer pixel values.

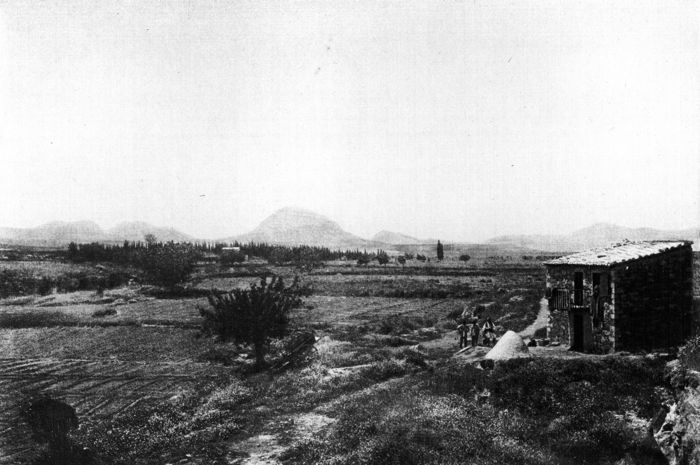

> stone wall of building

[
  {"left": 547, "top": 308, "right": 569, "bottom": 346},
  {"left": 591, "top": 301, "right": 615, "bottom": 353},
  {"left": 545, "top": 265, "right": 613, "bottom": 352},
  {"left": 545, "top": 266, "right": 577, "bottom": 346},
  {"left": 693, "top": 251, "right": 700, "bottom": 297},
  {"left": 612, "top": 245, "right": 694, "bottom": 351}
]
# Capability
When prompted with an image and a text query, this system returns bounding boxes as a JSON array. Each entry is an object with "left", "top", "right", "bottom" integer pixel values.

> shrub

[
  {"left": 92, "top": 308, "right": 117, "bottom": 318},
  {"left": 0, "top": 311, "right": 80, "bottom": 328},
  {"left": 678, "top": 335, "right": 700, "bottom": 371},
  {"left": 487, "top": 357, "right": 665, "bottom": 418},
  {"left": 376, "top": 315, "right": 437, "bottom": 335},
  {"left": 198, "top": 276, "right": 304, "bottom": 368},
  {"left": 386, "top": 336, "right": 415, "bottom": 347},
  {"left": 459, "top": 254, "right": 471, "bottom": 262}
]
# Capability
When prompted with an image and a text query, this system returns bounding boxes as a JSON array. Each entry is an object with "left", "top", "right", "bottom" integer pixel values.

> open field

[{"left": 0, "top": 256, "right": 694, "bottom": 464}]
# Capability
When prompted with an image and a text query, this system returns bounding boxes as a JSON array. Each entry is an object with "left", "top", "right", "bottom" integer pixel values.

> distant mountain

[
  {"left": 0, "top": 221, "right": 194, "bottom": 246},
  {"left": 227, "top": 207, "right": 380, "bottom": 249},
  {"left": 372, "top": 230, "right": 422, "bottom": 245},
  {"left": 487, "top": 223, "right": 700, "bottom": 252},
  {"left": 0, "top": 221, "right": 108, "bottom": 246},
  {"left": 108, "top": 222, "right": 193, "bottom": 243}
]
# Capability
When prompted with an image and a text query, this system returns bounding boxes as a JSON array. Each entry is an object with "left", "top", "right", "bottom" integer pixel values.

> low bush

[
  {"left": 92, "top": 308, "right": 117, "bottom": 318},
  {"left": 0, "top": 267, "right": 132, "bottom": 298},
  {"left": 422, "top": 360, "right": 488, "bottom": 396},
  {"left": 376, "top": 315, "right": 437, "bottom": 335},
  {"left": 0, "top": 311, "right": 80, "bottom": 328},
  {"left": 310, "top": 277, "right": 472, "bottom": 299},
  {"left": 488, "top": 357, "right": 665, "bottom": 418},
  {"left": 678, "top": 335, "right": 700, "bottom": 371}
]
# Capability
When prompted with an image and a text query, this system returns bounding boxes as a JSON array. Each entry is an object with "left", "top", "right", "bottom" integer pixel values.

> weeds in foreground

[{"left": 284, "top": 356, "right": 666, "bottom": 465}]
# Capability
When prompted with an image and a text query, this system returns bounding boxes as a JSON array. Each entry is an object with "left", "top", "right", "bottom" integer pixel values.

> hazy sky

[{"left": 0, "top": 1, "right": 698, "bottom": 241}]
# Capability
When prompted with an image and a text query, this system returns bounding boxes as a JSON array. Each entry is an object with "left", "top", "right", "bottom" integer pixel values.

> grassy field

[{"left": 0, "top": 258, "right": 680, "bottom": 464}]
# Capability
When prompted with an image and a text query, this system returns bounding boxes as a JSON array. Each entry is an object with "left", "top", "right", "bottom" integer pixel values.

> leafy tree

[
  {"left": 416, "top": 254, "right": 427, "bottom": 262},
  {"left": 138, "top": 243, "right": 200, "bottom": 289},
  {"left": 397, "top": 256, "right": 406, "bottom": 268},
  {"left": 356, "top": 255, "right": 370, "bottom": 266},
  {"left": 403, "top": 252, "right": 414, "bottom": 260},
  {"left": 437, "top": 240, "right": 444, "bottom": 261},
  {"left": 144, "top": 233, "right": 158, "bottom": 247},
  {"left": 459, "top": 254, "right": 471, "bottom": 262},
  {"left": 67, "top": 242, "right": 78, "bottom": 260},
  {"left": 199, "top": 276, "right": 304, "bottom": 368},
  {"left": 376, "top": 250, "right": 390, "bottom": 266},
  {"left": 220, "top": 250, "right": 245, "bottom": 266}
]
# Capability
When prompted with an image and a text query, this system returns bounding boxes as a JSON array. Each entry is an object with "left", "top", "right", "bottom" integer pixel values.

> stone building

[{"left": 544, "top": 241, "right": 694, "bottom": 353}]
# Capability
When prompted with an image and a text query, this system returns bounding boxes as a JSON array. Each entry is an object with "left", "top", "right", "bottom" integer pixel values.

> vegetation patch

[
  {"left": 0, "top": 311, "right": 81, "bottom": 328},
  {"left": 285, "top": 356, "right": 667, "bottom": 465}
]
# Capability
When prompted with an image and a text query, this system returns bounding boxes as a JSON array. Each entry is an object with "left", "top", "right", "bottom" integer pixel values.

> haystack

[{"left": 484, "top": 330, "right": 531, "bottom": 361}]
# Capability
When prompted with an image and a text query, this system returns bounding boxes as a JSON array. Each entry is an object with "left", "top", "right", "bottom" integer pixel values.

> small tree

[
  {"left": 459, "top": 254, "right": 471, "bottom": 262},
  {"left": 397, "top": 256, "right": 406, "bottom": 268},
  {"left": 376, "top": 250, "right": 389, "bottom": 266},
  {"left": 144, "top": 233, "right": 158, "bottom": 247},
  {"left": 416, "top": 254, "right": 426, "bottom": 262},
  {"left": 67, "top": 242, "right": 78, "bottom": 261},
  {"left": 437, "top": 240, "right": 444, "bottom": 261},
  {"left": 199, "top": 276, "right": 304, "bottom": 368}
]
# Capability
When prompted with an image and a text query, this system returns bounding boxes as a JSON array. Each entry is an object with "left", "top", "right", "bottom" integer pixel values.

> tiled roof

[{"left": 544, "top": 241, "right": 691, "bottom": 267}]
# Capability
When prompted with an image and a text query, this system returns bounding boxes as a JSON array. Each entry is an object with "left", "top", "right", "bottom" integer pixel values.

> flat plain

[{"left": 0, "top": 255, "right": 694, "bottom": 464}]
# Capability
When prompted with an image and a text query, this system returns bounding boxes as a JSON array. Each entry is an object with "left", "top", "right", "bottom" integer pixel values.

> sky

[{"left": 0, "top": 0, "right": 698, "bottom": 241}]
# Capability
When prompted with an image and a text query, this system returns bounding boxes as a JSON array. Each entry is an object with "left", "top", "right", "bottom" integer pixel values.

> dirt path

[
  {"left": 229, "top": 412, "right": 336, "bottom": 464},
  {"left": 519, "top": 297, "right": 549, "bottom": 339},
  {"left": 227, "top": 374, "right": 410, "bottom": 464}
]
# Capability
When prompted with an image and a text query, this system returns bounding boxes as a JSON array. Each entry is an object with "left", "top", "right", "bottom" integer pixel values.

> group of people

[{"left": 457, "top": 308, "right": 497, "bottom": 349}]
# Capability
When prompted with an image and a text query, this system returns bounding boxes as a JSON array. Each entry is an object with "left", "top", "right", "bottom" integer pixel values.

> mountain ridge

[
  {"left": 372, "top": 230, "right": 422, "bottom": 245},
  {"left": 487, "top": 223, "right": 700, "bottom": 252},
  {"left": 0, "top": 221, "right": 193, "bottom": 246},
  {"left": 1, "top": 209, "right": 697, "bottom": 251},
  {"left": 222, "top": 207, "right": 384, "bottom": 250}
]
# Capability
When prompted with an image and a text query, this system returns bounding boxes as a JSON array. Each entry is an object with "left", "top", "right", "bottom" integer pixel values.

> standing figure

[
  {"left": 457, "top": 319, "right": 469, "bottom": 349},
  {"left": 470, "top": 319, "right": 481, "bottom": 347},
  {"left": 482, "top": 317, "right": 496, "bottom": 346}
]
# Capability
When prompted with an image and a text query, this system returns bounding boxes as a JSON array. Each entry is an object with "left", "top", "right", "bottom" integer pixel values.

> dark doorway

[
  {"left": 574, "top": 272, "right": 584, "bottom": 305},
  {"left": 572, "top": 313, "right": 584, "bottom": 351}
]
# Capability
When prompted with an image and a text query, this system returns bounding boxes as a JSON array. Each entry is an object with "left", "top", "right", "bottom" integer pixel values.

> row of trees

[
  {"left": 66, "top": 240, "right": 376, "bottom": 266},
  {"left": 67, "top": 241, "right": 200, "bottom": 288}
]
